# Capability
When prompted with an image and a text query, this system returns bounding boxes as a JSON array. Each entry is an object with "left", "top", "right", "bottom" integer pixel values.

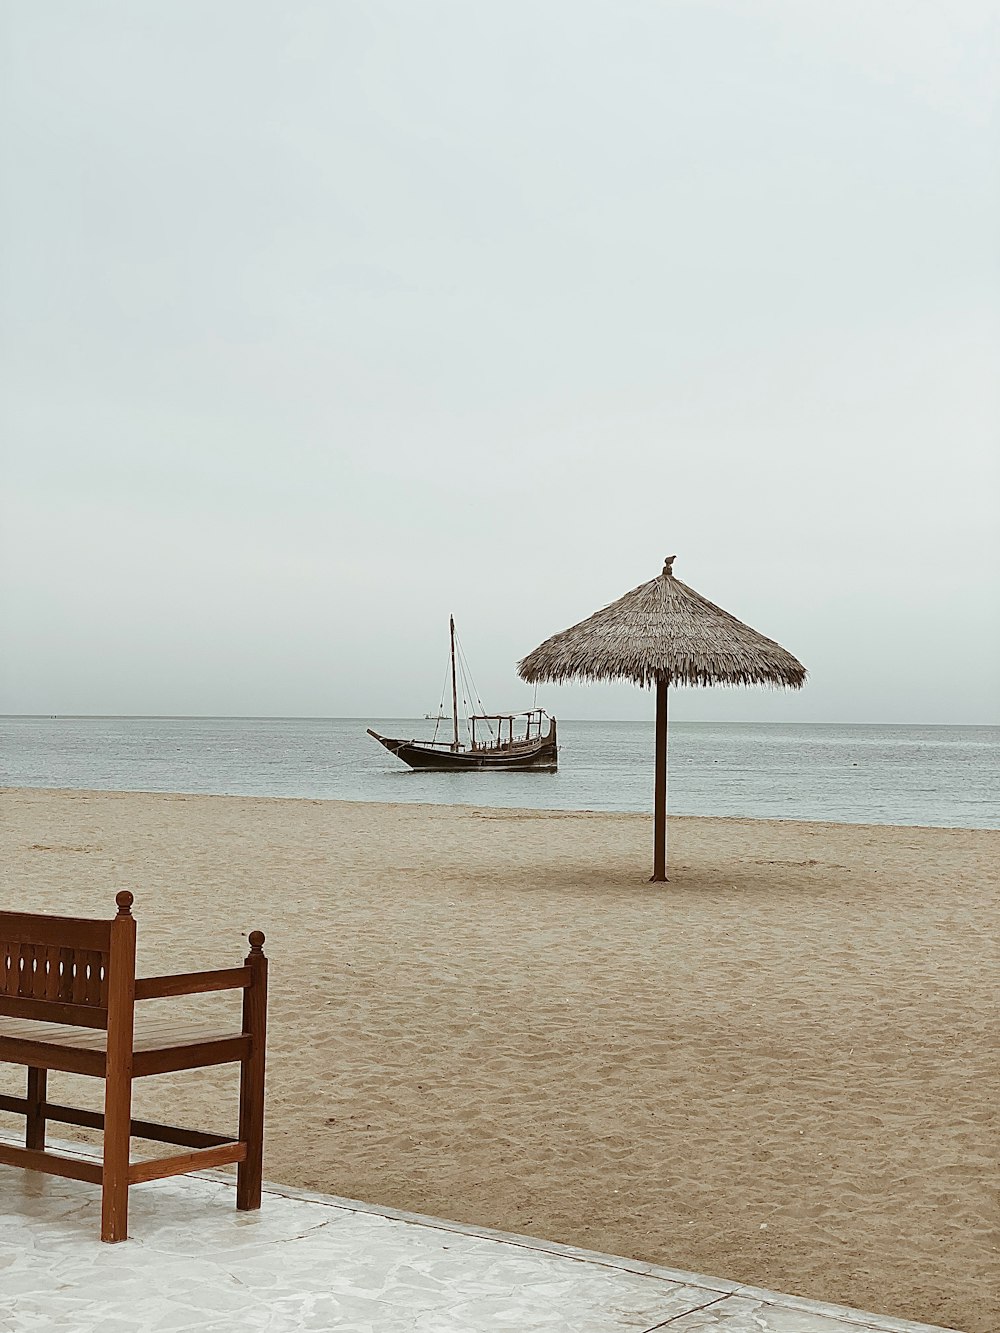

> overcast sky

[{"left": 1, "top": 1, "right": 997, "bottom": 723}]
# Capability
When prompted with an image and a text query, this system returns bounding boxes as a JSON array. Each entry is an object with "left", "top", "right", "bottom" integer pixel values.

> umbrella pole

[{"left": 651, "top": 679, "right": 669, "bottom": 882}]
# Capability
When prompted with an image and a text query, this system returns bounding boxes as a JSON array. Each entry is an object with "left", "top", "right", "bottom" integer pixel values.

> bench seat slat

[
  {"left": 0, "top": 1035, "right": 106, "bottom": 1076},
  {"left": 0, "top": 1015, "right": 245, "bottom": 1051},
  {"left": 0, "top": 1018, "right": 245, "bottom": 1050},
  {"left": 133, "top": 1037, "right": 250, "bottom": 1078},
  {"left": 0, "top": 1019, "right": 251, "bottom": 1076}
]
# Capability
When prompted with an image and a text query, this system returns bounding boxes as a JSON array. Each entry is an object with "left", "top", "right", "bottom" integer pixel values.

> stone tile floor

[{"left": 0, "top": 1137, "right": 959, "bottom": 1333}]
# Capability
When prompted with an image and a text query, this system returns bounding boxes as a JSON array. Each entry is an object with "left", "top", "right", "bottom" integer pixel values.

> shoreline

[
  {"left": 2, "top": 785, "right": 995, "bottom": 834},
  {"left": 2, "top": 788, "right": 997, "bottom": 1331}
]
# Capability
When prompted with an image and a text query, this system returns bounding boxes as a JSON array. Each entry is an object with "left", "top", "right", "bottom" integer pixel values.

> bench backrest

[{"left": 0, "top": 899, "right": 133, "bottom": 1030}]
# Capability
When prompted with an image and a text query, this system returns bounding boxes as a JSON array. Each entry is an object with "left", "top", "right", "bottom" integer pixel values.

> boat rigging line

[
  {"left": 453, "top": 627, "right": 498, "bottom": 745},
  {"left": 430, "top": 658, "right": 452, "bottom": 744}
]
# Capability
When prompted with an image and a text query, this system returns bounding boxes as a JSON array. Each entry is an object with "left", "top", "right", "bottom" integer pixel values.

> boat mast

[{"left": 450, "top": 614, "right": 460, "bottom": 751}]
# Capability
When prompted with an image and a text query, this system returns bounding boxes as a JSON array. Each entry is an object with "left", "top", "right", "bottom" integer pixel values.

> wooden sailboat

[{"left": 367, "top": 616, "right": 558, "bottom": 771}]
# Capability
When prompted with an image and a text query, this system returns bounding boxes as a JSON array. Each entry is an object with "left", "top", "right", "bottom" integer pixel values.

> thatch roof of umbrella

[
  {"left": 517, "top": 556, "right": 806, "bottom": 882},
  {"left": 518, "top": 556, "right": 806, "bottom": 690}
]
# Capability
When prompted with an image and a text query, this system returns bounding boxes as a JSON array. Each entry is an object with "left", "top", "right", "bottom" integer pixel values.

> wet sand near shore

[{"left": 2, "top": 788, "right": 997, "bottom": 1331}]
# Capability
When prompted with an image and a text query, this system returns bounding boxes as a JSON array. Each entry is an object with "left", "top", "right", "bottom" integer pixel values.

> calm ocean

[{"left": 1, "top": 716, "right": 997, "bottom": 829}]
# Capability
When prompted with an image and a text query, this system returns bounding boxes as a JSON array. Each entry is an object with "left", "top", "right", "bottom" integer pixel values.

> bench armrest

[{"left": 134, "top": 967, "right": 252, "bottom": 1000}]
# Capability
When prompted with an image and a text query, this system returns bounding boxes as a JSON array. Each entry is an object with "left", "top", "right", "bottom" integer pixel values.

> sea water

[{"left": 1, "top": 717, "right": 997, "bottom": 829}]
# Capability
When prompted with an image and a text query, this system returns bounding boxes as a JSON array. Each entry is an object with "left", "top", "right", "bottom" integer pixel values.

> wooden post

[
  {"left": 236, "top": 931, "right": 268, "bottom": 1211},
  {"left": 651, "top": 680, "right": 669, "bottom": 882},
  {"left": 101, "top": 891, "right": 136, "bottom": 1242},
  {"left": 25, "top": 1068, "right": 47, "bottom": 1150}
]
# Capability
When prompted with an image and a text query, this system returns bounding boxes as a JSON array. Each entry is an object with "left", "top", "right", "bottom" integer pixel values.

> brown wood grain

[
  {"left": 0, "top": 996, "right": 109, "bottom": 1027},
  {"left": 237, "top": 940, "right": 268, "bottom": 1210},
  {"left": 132, "top": 1036, "right": 249, "bottom": 1078},
  {"left": 134, "top": 966, "right": 251, "bottom": 1000},
  {"left": 0, "top": 915, "right": 113, "bottom": 952},
  {"left": 0, "top": 1142, "right": 103, "bottom": 1185},
  {"left": 35, "top": 1101, "right": 237, "bottom": 1149},
  {"left": 100, "top": 902, "right": 136, "bottom": 1241},
  {"left": 128, "top": 1141, "right": 247, "bottom": 1185},
  {"left": 0, "top": 1034, "right": 105, "bottom": 1076},
  {"left": 25, "top": 1067, "right": 46, "bottom": 1149}
]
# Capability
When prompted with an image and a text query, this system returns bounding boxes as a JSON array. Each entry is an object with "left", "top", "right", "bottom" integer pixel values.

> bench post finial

[{"left": 115, "top": 892, "right": 134, "bottom": 916}]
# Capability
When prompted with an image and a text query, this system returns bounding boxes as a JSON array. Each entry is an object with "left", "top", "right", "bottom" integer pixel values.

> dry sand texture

[{"left": 1, "top": 788, "right": 997, "bottom": 1331}]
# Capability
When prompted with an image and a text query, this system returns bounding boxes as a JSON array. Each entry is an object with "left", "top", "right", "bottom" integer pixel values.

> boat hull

[{"left": 367, "top": 724, "right": 557, "bottom": 771}]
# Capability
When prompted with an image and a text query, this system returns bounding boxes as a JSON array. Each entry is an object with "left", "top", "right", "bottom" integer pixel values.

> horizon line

[{"left": 2, "top": 715, "right": 997, "bottom": 728}]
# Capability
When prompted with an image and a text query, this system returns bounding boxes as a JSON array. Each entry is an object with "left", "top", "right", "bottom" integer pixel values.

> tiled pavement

[{"left": 0, "top": 1138, "right": 960, "bottom": 1333}]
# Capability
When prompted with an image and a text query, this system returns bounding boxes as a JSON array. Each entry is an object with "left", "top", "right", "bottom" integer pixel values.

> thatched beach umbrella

[{"left": 518, "top": 556, "right": 806, "bottom": 882}]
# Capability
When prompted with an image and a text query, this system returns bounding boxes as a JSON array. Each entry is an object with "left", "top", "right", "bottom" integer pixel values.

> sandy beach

[{"left": 2, "top": 788, "right": 997, "bottom": 1331}]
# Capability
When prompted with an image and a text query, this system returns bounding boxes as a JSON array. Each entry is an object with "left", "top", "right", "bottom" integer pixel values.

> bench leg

[
  {"left": 236, "top": 944, "right": 267, "bottom": 1212},
  {"left": 26, "top": 1068, "right": 47, "bottom": 1150},
  {"left": 101, "top": 1065, "right": 133, "bottom": 1242},
  {"left": 236, "top": 1044, "right": 265, "bottom": 1211}
]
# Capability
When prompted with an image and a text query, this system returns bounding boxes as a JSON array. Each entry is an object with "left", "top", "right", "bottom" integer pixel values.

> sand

[{"left": 1, "top": 788, "right": 997, "bottom": 1331}]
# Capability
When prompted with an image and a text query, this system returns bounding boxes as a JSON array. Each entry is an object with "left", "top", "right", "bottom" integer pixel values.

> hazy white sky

[{"left": 1, "top": 1, "right": 998, "bottom": 723}]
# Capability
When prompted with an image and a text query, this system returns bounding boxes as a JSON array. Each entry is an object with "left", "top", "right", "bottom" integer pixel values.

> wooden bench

[{"left": 0, "top": 891, "right": 267, "bottom": 1242}]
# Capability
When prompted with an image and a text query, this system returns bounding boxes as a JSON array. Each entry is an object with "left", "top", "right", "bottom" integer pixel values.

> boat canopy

[{"left": 470, "top": 707, "right": 551, "bottom": 749}]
